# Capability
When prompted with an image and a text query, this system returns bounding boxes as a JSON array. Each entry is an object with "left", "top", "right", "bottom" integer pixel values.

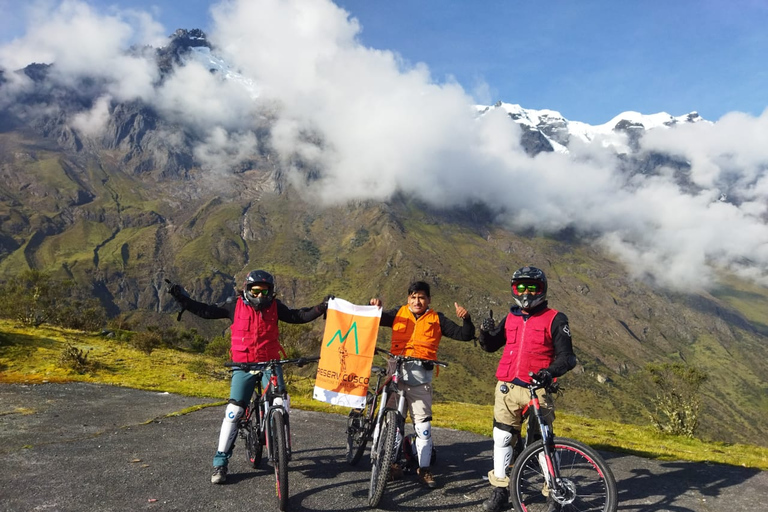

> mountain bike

[
  {"left": 225, "top": 356, "right": 320, "bottom": 512},
  {"left": 345, "top": 363, "right": 388, "bottom": 465},
  {"left": 367, "top": 348, "right": 448, "bottom": 508},
  {"left": 507, "top": 374, "right": 618, "bottom": 512}
]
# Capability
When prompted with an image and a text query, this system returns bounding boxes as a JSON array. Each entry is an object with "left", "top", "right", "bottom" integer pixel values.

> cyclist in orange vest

[
  {"left": 477, "top": 266, "right": 576, "bottom": 512},
  {"left": 168, "top": 270, "right": 330, "bottom": 485},
  {"left": 369, "top": 280, "right": 475, "bottom": 489}
]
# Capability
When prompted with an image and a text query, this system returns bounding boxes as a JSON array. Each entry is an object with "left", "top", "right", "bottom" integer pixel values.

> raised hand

[{"left": 480, "top": 309, "right": 495, "bottom": 332}]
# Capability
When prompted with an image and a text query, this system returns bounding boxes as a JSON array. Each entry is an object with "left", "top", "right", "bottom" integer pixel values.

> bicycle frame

[
  {"left": 367, "top": 348, "right": 448, "bottom": 507},
  {"left": 508, "top": 375, "right": 617, "bottom": 512},
  {"left": 346, "top": 364, "right": 388, "bottom": 464},
  {"left": 226, "top": 357, "right": 320, "bottom": 463},
  {"left": 511, "top": 377, "right": 561, "bottom": 491}
]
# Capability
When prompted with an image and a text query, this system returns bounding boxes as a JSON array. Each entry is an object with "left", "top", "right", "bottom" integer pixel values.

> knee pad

[
  {"left": 492, "top": 426, "right": 515, "bottom": 481},
  {"left": 413, "top": 421, "right": 433, "bottom": 468},
  {"left": 414, "top": 421, "right": 432, "bottom": 441},
  {"left": 217, "top": 403, "right": 244, "bottom": 454},
  {"left": 493, "top": 426, "right": 513, "bottom": 448},
  {"left": 224, "top": 403, "right": 244, "bottom": 423}
]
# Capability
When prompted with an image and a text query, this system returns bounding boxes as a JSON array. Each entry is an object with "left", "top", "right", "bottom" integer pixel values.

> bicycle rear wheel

[
  {"left": 246, "top": 406, "right": 263, "bottom": 468},
  {"left": 272, "top": 409, "right": 289, "bottom": 511},
  {"left": 368, "top": 409, "right": 397, "bottom": 508},
  {"left": 509, "top": 438, "right": 617, "bottom": 512},
  {"left": 346, "top": 394, "right": 374, "bottom": 465}
]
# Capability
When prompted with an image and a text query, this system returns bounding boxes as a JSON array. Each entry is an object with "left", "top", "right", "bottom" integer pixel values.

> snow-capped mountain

[{"left": 477, "top": 101, "right": 706, "bottom": 155}]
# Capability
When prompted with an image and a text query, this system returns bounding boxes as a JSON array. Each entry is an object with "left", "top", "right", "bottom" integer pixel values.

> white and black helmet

[
  {"left": 243, "top": 270, "right": 275, "bottom": 309},
  {"left": 510, "top": 266, "right": 547, "bottom": 310}
]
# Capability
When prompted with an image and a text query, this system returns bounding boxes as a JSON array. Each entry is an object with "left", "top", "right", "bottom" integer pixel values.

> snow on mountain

[
  {"left": 477, "top": 101, "right": 706, "bottom": 155},
  {"left": 171, "top": 30, "right": 704, "bottom": 158},
  {"left": 188, "top": 47, "right": 261, "bottom": 100}
]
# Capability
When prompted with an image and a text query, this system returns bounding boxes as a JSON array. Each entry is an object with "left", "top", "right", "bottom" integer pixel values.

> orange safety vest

[{"left": 390, "top": 306, "right": 442, "bottom": 360}]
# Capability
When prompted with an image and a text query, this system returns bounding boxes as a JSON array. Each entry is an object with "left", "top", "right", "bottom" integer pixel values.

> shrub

[
  {"left": 130, "top": 330, "right": 163, "bottom": 355},
  {"left": 204, "top": 335, "right": 231, "bottom": 360},
  {"left": 0, "top": 269, "right": 55, "bottom": 326},
  {"left": 107, "top": 313, "right": 133, "bottom": 332},
  {"left": 0, "top": 271, "right": 107, "bottom": 331},
  {"left": 279, "top": 323, "right": 321, "bottom": 358},
  {"left": 644, "top": 362, "right": 708, "bottom": 437},
  {"left": 58, "top": 343, "right": 94, "bottom": 374},
  {"left": 54, "top": 299, "right": 107, "bottom": 331}
]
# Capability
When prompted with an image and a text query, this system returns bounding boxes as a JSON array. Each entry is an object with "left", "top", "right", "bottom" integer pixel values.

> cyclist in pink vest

[
  {"left": 169, "top": 270, "right": 330, "bottom": 484},
  {"left": 477, "top": 266, "right": 576, "bottom": 512}
]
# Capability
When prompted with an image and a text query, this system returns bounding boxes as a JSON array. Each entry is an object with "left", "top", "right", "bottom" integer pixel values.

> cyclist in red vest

[
  {"left": 369, "top": 280, "right": 475, "bottom": 489},
  {"left": 169, "top": 270, "right": 330, "bottom": 485},
  {"left": 477, "top": 266, "right": 576, "bottom": 512}
]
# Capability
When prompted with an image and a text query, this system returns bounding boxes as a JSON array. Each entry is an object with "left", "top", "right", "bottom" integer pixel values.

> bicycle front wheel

[
  {"left": 346, "top": 401, "right": 372, "bottom": 465},
  {"left": 368, "top": 409, "right": 397, "bottom": 508},
  {"left": 246, "top": 407, "right": 263, "bottom": 468},
  {"left": 509, "top": 438, "right": 617, "bottom": 512},
  {"left": 272, "top": 409, "right": 289, "bottom": 511}
]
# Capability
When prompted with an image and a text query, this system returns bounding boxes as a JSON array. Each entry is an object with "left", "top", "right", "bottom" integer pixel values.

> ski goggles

[{"left": 512, "top": 283, "right": 542, "bottom": 295}]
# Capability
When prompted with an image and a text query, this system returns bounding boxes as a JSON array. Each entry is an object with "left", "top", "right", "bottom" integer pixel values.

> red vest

[
  {"left": 230, "top": 298, "right": 283, "bottom": 363},
  {"left": 390, "top": 306, "right": 442, "bottom": 360},
  {"left": 495, "top": 308, "right": 558, "bottom": 382}
]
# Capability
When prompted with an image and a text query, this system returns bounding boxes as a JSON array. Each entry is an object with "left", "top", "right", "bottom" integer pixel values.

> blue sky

[{"left": 2, "top": 0, "right": 766, "bottom": 124}]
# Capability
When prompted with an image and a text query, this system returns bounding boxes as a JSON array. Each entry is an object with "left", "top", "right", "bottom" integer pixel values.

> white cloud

[
  {"left": 2, "top": 0, "right": 768, "bottom": 290},
  {"left": 70, "top": 93, "right": 111, "bottom": 136}
]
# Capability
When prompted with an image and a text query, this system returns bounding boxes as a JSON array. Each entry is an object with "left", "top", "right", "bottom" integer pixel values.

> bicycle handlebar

[
  {"left": 374, "top": 347, "right": 449, "bottom": 368},
  {"left": 512, "top": 373, "right": 560, "bottom": 394},
  {"left": 225, "top": 356, "right": 321, "bottom": 372}
]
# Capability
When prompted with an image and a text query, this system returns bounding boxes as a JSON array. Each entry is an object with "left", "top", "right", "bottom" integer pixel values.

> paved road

[{"left": 0, "top": 383, "right": 765, "bottom": 511}]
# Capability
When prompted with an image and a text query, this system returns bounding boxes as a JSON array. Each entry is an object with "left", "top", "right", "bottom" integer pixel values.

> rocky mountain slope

[{"left": 1, "top": 29, "right": 766, "bottom": 446}]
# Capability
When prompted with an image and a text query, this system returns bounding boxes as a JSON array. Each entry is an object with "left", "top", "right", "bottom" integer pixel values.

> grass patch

[{"left": 1, "top": 319, "right": 767, "bottom": 470}]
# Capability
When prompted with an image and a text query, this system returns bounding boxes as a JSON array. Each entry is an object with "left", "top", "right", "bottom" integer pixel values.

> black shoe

[
  {"left": 211, "top": 466, "right": 227, "bottom": 484},
  {"left": 482, "top": 487, "right": 509, "bottom": 512}
]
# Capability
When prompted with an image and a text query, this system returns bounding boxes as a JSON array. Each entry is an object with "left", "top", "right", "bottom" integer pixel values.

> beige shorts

[
  {"left": 386, "top": 380, "right": 433, "bottom": 423},
  {"left": 493, "top": 380, "right": 555, "bottom": 431}
]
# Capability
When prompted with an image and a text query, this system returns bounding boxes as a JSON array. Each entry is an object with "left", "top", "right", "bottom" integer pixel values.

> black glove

[
  {"left": 480, "top": 310, "right": 495, "bottom": 332},
  {"left": 165, "top": 279, "right": 189, "bottom": 302},
  {"left": 319, "top": 294, "right": 334, "bottom": 310},
  {"left": 170, "top": 285, "right": 187, "bottom": 301},
  {"left": 531, "top": 369, "right": 553, "bottom": 388}
]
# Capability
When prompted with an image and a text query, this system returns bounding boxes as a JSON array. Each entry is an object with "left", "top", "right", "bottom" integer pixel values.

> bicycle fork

[
  {"left": 264, "top": 402, "right": 291, "bottom": 462},
  {"left": 531, "top": 397, "right": 564, "bottom": 499}
]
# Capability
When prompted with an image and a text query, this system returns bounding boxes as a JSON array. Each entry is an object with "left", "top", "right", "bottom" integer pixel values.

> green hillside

[{"left": 1, "top": 132, "right": 767, "bottom": 448}]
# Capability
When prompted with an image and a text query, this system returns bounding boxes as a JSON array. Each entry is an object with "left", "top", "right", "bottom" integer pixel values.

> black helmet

[
  {"left": 243, "top": 270, "right": 275, "bottom": 309},
  {"left": 510, "top": 266, "right": 547, "bottom": 310}
]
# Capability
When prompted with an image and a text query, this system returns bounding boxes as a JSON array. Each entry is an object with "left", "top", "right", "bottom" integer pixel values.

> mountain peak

[{"left": 478, "top": 102, "right": 706, "bottom": 155}]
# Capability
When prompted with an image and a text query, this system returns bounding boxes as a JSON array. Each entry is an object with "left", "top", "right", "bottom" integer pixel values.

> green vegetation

[
  {"left": 1, "top": 319, "right": 766, "bottom": 470},
  {"left": 1, "top": 141, "right": 767, "bottom": 453},
  {"left": 643, "top": 362, "right": 708, "bottom": 437}
]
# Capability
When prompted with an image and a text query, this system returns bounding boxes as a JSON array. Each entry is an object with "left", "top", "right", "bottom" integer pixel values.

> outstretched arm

[
  {"left": 277, "top": 295, "right": 334, "bottom": 323},
  {"left": 437, "top": 303, "right": 475, "bottom": 341}
]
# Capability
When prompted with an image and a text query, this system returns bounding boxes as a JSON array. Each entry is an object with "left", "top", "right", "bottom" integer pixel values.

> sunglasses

[
  {"left": 513, "top": 283, "right": 541, "bottom": 294},
  {"left": 249, "top": 288, "right": 270, "bottom": 296}
]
